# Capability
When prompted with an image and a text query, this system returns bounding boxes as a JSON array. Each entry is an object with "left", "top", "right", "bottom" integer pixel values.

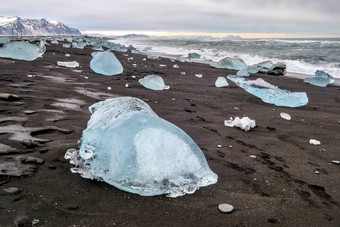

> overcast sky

[{"left": 1, "top": 0, "right": 340, "bottom": 37}]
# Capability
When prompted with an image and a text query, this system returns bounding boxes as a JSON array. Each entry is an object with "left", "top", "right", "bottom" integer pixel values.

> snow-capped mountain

[{"left": 0, "top": 16, "right": 82, "bottom": 36}]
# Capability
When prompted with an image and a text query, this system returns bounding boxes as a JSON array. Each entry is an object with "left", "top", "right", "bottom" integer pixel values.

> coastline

[{"left": 0, "top": 42, "right": 339, "bottom": 226}]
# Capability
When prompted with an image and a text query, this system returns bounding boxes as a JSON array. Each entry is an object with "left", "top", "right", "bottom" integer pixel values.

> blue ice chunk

[
  {"left": 188, "top": 52, "right": 201, "bottom": 59},
  {"left": 247, "top": 66, "right": 260, "bottom": 74},
  {"left": 0, "top": 41, "right": 45, "bottom": 61},
  {"left": 142, "top": 47, "right": 152, "bottom": 52},
  {"left": 304, "top": 70, "right": 335, "bottom": 87},
  {"left": 92, "top": 46, "right": 103, "bottom": 51},
  {"left": 218, "top": 57, "right": 248, "bottom": 70},
  {"left": 90, "top": 51, "right": 123, "bottom": 76},
  {"left": 65, "top": 97, "right": 218, "bottom": 197},
  {"left": 139, "top": 75, "right": 170, "bottom": 90},
  {"left": 236, "top": 67, "right": 250, "bottom": 77},
  {"left": 202, "top": 59, "right": 225, "bottom": 69},
  {"left": 250, "top": 61, "right": 286, "bottom": 76},
  {"left": 72, "top": 42, "right": 87, "bottom": 49},
  {"left": 227, "top": 75, "right": 308, "bottom": 107},
  {"left": 131, "top": 49, "right": 140, "bottom": 54}
]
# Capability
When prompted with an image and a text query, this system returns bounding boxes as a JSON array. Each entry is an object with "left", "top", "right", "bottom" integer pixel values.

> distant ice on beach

[
  {"left": 227, "top": 75, "right": 309, "bottom": 107},
  {"left": 65, "top": 97, "right": 217, "bottom": 197},
  {"left": 90, "top": 51, "right": 123, "bottom": 76},
  {"left": 0, "top": 41, "right": 45, "bottom": 61},
  {"left": 224, "top": 116, "right": 256, "bottom": 131},
  {"left": 139, "top": 75, "right": 170, "bottom": 90},
  {"left": 57, "top": 61, "right": 79, "bottom": 68},
  {"left": 304, "top": 70, "right": 335, "bottom": 87}
]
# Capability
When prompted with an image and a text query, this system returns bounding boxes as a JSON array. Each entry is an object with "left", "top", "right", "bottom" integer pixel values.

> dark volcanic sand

[{"left": 0, "top": 42, "right": 339, "bottom": 226}]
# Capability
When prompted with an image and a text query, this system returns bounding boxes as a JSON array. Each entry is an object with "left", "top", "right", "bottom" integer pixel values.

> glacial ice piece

[
  {"left": 142, "top": 47, "right": 152, "bottom": 52},
  {"left": 65, "top": 97, "right": 218, "bottom": 197},
  {"left": 57, "top": 61, "right": 79, "bottom": 68},
  {"left": 51, "top": 40, "right": 59, "bottom": 44},
  {"left": 0, "top": 37, "right": 11, "bottom": 44},
  {"left": 224, "top": 116, "right": 256, "bottom": 131},
  {"left": 147, "top": 55, "right": 161, "bottom": 60},
  {"left": 217, "top": 57, "right": 248, "bottom": 70},
  {"left": 0, "top": 41, "right": 45, "bottom": 61},
  {"left": 280, "top": 112, "right": 291, "bottom": 120},
  {"left": 309, "top": 139, "right": 320, "bottom": 145},
  {"left": 250, "top": 61, "right": 286, "bottom": 76},
  {"left": 139, "top": 75, "right": 169, "bottom": 90},
  {"left": 90, "top": 51, "right": 123, "bottom": 76},
  {"left": 304, "top": 70, "right": 335, "bottom": 87},
  {"left": 131, "top": 49, "right": 140, "bottom": 54},
  {"left": 92, "top": 46, "right": 103, "bottom": 51},
  {"left": 188, "top": 52, "right": 201, "bottom": 59},
  {"left": 215, "top": 77, "right": 229, "bottom": 87},
  {"left": 236, "top": 67, "right": 250, "bottom": 77},
  {"left": 72, "top": 42, "right": 87, "bottom": 49},
  {"left": 227, "top": 75, "right": 308, "bottom": 107},
  {"left": 62, "top": 43, "right": 71, "bottom": 48}
]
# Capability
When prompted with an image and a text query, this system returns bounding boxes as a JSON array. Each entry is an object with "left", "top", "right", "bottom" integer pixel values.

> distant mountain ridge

[{"left": 0, "top": 16, "right": 82, "bottom": 36}]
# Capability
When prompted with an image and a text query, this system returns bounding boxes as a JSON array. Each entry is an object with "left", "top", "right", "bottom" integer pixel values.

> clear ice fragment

[
  {"left": 215, "top": 77, "right": 229, "bottom": 87},
  {"left": 217, "top": 57, "right": 247, "bottom": 70},
  {"left": 304, "top": 70, "right": 335, "bottom": 87},
  {"left": 236, "top": 67, "right": 250, "bottom": 77},
  {"left": 227, "top": 75, "right": 308, "bottom": 107},
  {"left": 309, "top": 139, "right": 321, "bottom": 145},
  {"left": 139, "top": 75, "right": 169, "bottom": 90},
  {"left": 0, "top": 41, "right": 45, "bottom": 61},
  {"left": 90, "top": 51, "right": 123, "bottom": 76},
  {"left": 147, "top": 55, "right": 161, "bottom": 60},
  {"left": 224, "top": 116, "right": 256, "bottom": 131},
  {"left": 65, "top": 97, "right": 217, "bottom": 197},
  {"left": 188, "top": 52, "right": 201, "bottom": 59},
  {"left": 57, "top": 61, "right": 79, "bottom": 68},
  {"left": 280, "top": 112, "right": 291, "bottom": 120}
]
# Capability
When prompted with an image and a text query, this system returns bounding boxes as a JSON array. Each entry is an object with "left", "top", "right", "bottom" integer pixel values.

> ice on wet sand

[
  {"left": 139, "top": 75, "right": 170, "bottom": 90},
  {"left": 215, "top": 77, "right": 229, "bottom": 87},
  {"left": 90, "top": 51, "right": 123, "bottom": 76},
  {"left": 0, "top": 41, "right": 45, "bottom": 61},
  {"left": 304, "top": 70, "right": 335, "bottom": 87},
  {"left": 224, "top": 117, "right": 256, "bottom": 131},
  {"left": 57, "top": 61, "right": 79, "bottom": 68},
  {"left": 65, "top": 97, "right": 218, "bottom": 197}
]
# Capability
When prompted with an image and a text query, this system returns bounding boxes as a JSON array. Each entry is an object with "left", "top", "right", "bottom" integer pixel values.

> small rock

[
  {"left": 218, "top": 203, "right": 234, "bottom": 213},
  {"left": 3, "top": 187, "right": 20, "bottom": 194},
  {"left": 249, "top": 155, "right": 257, "bottom": 159},
  {"left": 20, "top": 157, "right": 44, "bottom": 165},
  {"left": 21, "top": 139, "right": 39, "bottom": 148},
  {"left": 233, "top": 107, "right": 240, "bottom": 111},
  {"left": 331, "top": 160, "right": 340, "bottom": 165},
  {"left": 48, "top": 165, "right": 56, "bottom": 170},
  {"left": 13, "top": 215, "right": 30, "bottom": 226}
]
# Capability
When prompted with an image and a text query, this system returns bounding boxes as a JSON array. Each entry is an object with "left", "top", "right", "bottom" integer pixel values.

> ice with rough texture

[
  {"left": 147, "top": 55, "right": 161, "bottom": 60},
  {"left": 304, "top": 70, "right": 335, "bottom": 87},
  {"left": 57, "top": 61, "right": 79, "bottom": 68},
  {"left": 188, "top": 52, "right": 201, "bottom": 59},
  {"left": 64, "top": 97, "right": 218, "bottom": 197},
  {"left": 139, "top": 75, "right": 170, "bottom": 90},
  {"left": 237, "top": 67, "right": 250, "bottom": 77},
  {"left": 309, "top": 139, "right": 321, "bottom": 145},
  {"left": 215, "top": 77, "right": 229, "bottom": 87},
  {"left": 217, "top": 57, "right": 248, "bottom": 70},
  {"left": 90, "top": 51, "right": 123, "bottom": 76},
  {"left": 224, "top": 117, "right": 256, "bottom": 131},
  {"left": 0, "top": 41, "right": 45, "bottom": 61},
  {"left": 0, "top": 37, "right": 10, "bottom": 44},
  {"left": 250, "top": 60, "right": 286, "bottom": 76},
  {"left": 227, "top": 75, "right": 309, "bottom": 107}
]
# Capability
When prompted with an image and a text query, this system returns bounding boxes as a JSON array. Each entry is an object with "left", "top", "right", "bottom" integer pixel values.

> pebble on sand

[{"left": 218, "top": 204, "right": 234, "bottom": 213}]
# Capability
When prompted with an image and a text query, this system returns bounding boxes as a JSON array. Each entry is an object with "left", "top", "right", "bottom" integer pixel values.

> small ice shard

[
  {"left": 236, "top": 67, "right": 250, "bottom": 77},
  {"left": 331, "top": 160, "right": 340, "bottom": 165},
  {"left": 181, "top": 72, "right": 186, "bottom": 75},
  {"left": 280, "top": 112, "right": 291, "bottom": 120},
  {"left": 139, "top": 75, "right": 169, "bottom": 90},
  {"left": 188, "top": 52, "right": 201, "bottom": 59},
  {"left": 72, "top": 42, "right": 87, "bottom": 49},
  {"left": 62, "top": 43, "right": 71, "bottom": 48},
  {"left": 304, "top": 70, "right": 335, "bottom": 87},
  {"left": 218, "top": 57, "right": 247, "bottom": 70},
  {"left": 173, "top": 64, "right": 179, "bottom": 68},
  {"left": 224, "top": 116, "right": 256, "bottom": 131},
  {"left": 131, "top": 49, "right": 140, "bottom": 54},
  {"left": 159, "top": 64, "right": 166, "bottom": 67},
  {"left": 65, "top": 97, "right": 217, "bottom": 197},
  {"left": 195, "top": 74, "right": 203, "bottom": 78},
  {"left": 65, "top": 54, "right": 70, "bottom": 57},
  {"left": 51, "top": 40, "right": 59, "bottom": 44},
  {"left": 218, "top": 204, "right": 234, "bottom": 213},
  {"left": 107, "top": 87, "right": 111, "bottom": 90},
  {"left": 227, "top": 75, "right": 308, "bottom": 107},
  {"left": 215, "top": 77, "right": 229, "bottom": 87},
  {"left": 57, "top": 61, "right": 79, "bottom": 68},
  {"left": 0, "top": 41, "right": 45, "bottom": 61},
  {"left": 125, "top": 84, "right": 129, "bottom": 88},
  {"left": 147, "top": 55, "right": 161, "bottom": 60},
  {"left": 90, "top": 51, "right": 123, "bottom": 76},
  {"left": 171, "top": 57, "right": 186, "bottom": 63},
  {"left": 309, "top": 139, "right": 321, "bottom": 145}
]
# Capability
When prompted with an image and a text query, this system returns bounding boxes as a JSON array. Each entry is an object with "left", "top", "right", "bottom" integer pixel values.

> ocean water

[{"left": 114, "top": 38, "right": 340, "bottom": 79}]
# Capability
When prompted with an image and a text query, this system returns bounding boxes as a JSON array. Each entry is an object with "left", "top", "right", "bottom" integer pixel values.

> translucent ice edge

[
  {"left": 0, "top": 41, "right": 46, "bottom": 61},
  {"left": 65, "top": 97, "right": 217, "bottom": 197},
  {"left": 227, "top": 75, "right": 309, "bottom": 108}
]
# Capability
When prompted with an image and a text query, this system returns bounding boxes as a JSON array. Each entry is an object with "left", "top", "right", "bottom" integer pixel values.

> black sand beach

[{"left": 0, "top": 41, "right": 339, "bottom": 226}]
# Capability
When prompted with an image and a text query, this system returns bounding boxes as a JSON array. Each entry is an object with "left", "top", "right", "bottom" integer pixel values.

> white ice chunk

[
  {"left": 215, "top": 77, "right": 229, "bottom": 87},
  {"left": 57, "top": 61, "right": 79, "bottom": 68},
  {"left": 195, "top": 74, "right": 203, "bottom": 78},
  {"left": 309, "top": 139, "right": 321, "bottom": 145},
  {"left": 139, "top": 75, "right": 169, "bottom": 90},
  {"left": 65, "top": 97, "right": 217, "bottom": 197},
  {"left": 90, "top": 51, "right": 123, "bottom": 76},
  {"left": 224, "top": 117, "right": 256, "bottom": 131},
  {"left": 0, "top": 41, "right": 45, "bottom": 61},
  {"left": 280, "top": 112, "right": 291, "bottom": 120},
  {"left": 237, "top": 67, "right": 250, "bottom": 77}
]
